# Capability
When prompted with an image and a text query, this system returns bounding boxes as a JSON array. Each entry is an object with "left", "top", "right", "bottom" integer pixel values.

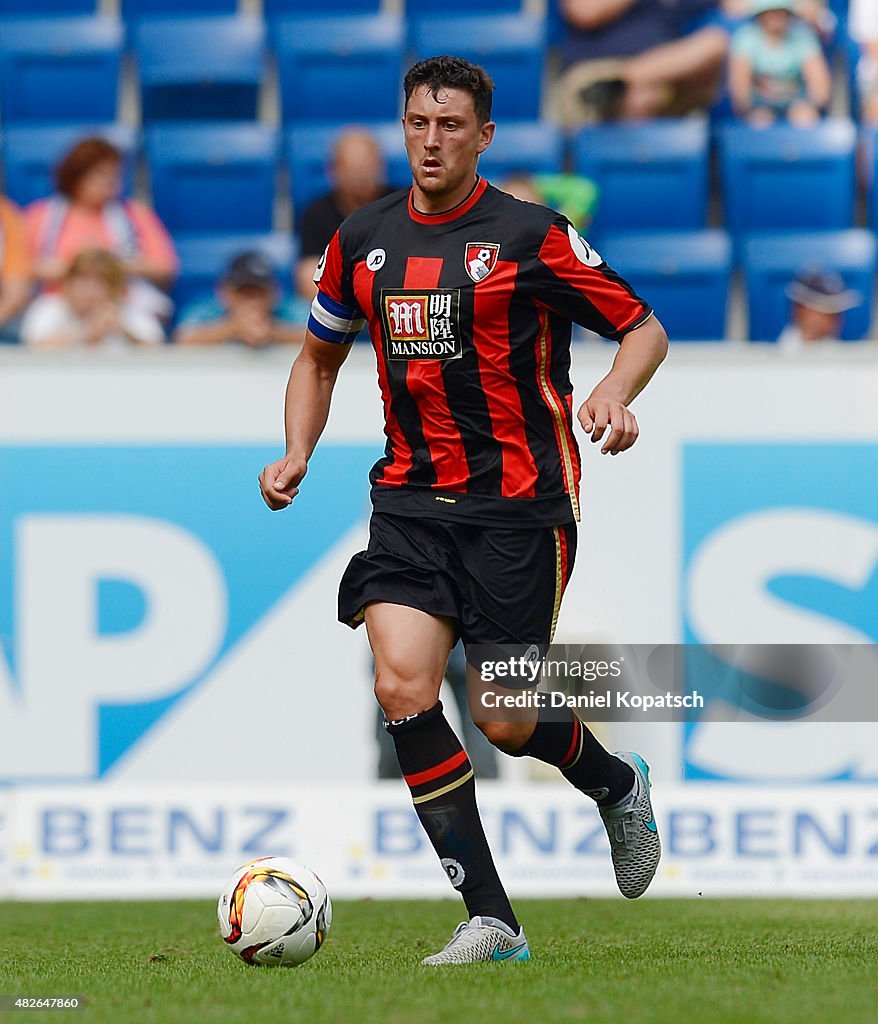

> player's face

[{"left": 403, "top": 86, "right": 494, "bottom": 211}]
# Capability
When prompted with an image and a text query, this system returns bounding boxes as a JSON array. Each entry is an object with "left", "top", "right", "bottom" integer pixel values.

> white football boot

[
  {"left": 598, "top": 751, "right": 661, "bottom": 899},
  {"left": 421, "top": 916, "right": 530, "bottom": 966}
]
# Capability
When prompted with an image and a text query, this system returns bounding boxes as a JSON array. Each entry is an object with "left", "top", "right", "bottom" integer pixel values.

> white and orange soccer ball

[{"left": 217, "top": 856, "right": 332, "bottom": 967}]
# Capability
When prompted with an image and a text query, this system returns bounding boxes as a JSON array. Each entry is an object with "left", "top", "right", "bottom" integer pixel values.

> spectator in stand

[
  {"left": 557, "top": 0, "right": 730, "bottom": 124},
  {"left": 850, "top": 0, "right": 878, "bottom": 125},
  {"left": 21, "top": 248, "right": 165, "bottom": 350},
  {"left": 295, "top": 128, "right": 391, "bottom": 305},
  {"left": 174, "top": 251, "right": 302, "bottom": 349},
  {"left": 777, "top": 270, "right": 863, "bottom": 349},
  {"left": 25, "top": 137, "right": 178, "bottom": 320},
  {"left": 499, "top": 172, "right": 600, "bottom": 231},
  {"left": 0, "top": 194, "right": 33, "bottom": 342},
  {"left": 729, "top": 0, "right": 831, "bottom": 126}
]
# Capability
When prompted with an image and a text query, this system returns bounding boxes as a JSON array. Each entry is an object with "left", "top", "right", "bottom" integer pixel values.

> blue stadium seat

[
  {"left": 409, "top": 15, "right": 546, "bottom": 120},
  {"left": 173, "top": 232, "right": 296, "bottom": 310},
  {"left": 287, "top": 122, "right": 411, "bottom": 224},
  {"left": 1, "top": 124, "right": 137, "bottom": 206},
  {"left": 0, "top": 17, "right": 122, "bottom": 124},
  {"left": 264, "top": 0, "right": 380, "bottom": 13},
  {"left": 600, "top": 231, "right": 733, "bottom": 342},
  {"left": 133, "top": 16, "right": 265, "bottom": 122},
  {"left": 743, "top": 229, "right": 875, "bottom": 341},
  {"left": 718, "top": 120, "right": 856, "bottom": 236},
  {"left": 0, "top": 1, "right": 95, "bottom": 10},
  {"left": 146, "top": 123, "right": 278, "bottom": 234},
  {"left": 121, "top": 0, "right": 236, "bottom": 14},
  {"left": 860, "top": 127, "right": 878, "bottom": 231},
  {"left": 274, "top": 15, "right": 404, "bottom": 125},
  {"left": 406, "top": 0, "right": 522, "bottom": 11},
  {"left": 476, "top": 122, "right": 564, "bottom": 182},
  {"left": 571, "top": 119, "right": 709, "bottom": 235}
]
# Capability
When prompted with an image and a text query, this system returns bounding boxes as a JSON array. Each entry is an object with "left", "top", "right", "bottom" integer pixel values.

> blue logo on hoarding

[
  {"left": 683, "top": 443, "right": 878, "bottom": 782},
  {"left": 0, "top": 444, "right": 377, "bottom": 782}
]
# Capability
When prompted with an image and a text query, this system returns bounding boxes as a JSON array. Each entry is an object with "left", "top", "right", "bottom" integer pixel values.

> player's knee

[
  {"left": 374, "top": 668, "right": 435, "bottom": 721},
  {"left": 474, "top": 718, "right": 533, "bottom": 754}
]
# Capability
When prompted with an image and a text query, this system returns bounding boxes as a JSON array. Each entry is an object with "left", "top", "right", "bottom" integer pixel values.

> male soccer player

[{"left": 260, "top": 55, "right": 669, "bottom": 965}]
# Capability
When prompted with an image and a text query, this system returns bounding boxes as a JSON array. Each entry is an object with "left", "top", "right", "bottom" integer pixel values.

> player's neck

[{"left": 410, "top": 175, "right": 479, "bottom": 216}]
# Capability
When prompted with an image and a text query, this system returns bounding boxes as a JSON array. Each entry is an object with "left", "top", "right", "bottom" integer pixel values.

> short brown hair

[
  {"left": 404, "top": 56, "right": 494, "bottom": 125},
  {"left": 65, "top": 248, "right": 127, "bottom": 298},
  {"left": 55, "top": 137, "right": 122, "bottom": 198}
]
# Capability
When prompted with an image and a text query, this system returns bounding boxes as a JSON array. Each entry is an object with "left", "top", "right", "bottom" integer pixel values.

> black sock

[
  {"left": 510, "top": 704, "right": 634, "bottom": 806},
  {"left": 385, "top": 702, "right": 518, "bottom": 932}
]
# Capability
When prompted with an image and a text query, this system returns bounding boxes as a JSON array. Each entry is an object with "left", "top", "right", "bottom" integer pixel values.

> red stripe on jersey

[
  {"left": 404, "top": 749, "right": 468, "bottom": 787},
  {"left": 318, "top": 231, "right": 345, "bottom": 305},
  {"left": 473, "top": 260, "right": 539, "bottom": 498},
  {"left": 535, "top": 310, "right": 581, "bottom": 510},
  {"left": 538, "top": 224, "right": 645, "bottom": 335},
  {"left": 558, "top": 524, "right": 571, "bottom": 590},
  {"left": 355, "top": 260, "right": 412, "bottom": 486},
  {"left": 403, "top": 257, "right": 470, "bottom": 491}
]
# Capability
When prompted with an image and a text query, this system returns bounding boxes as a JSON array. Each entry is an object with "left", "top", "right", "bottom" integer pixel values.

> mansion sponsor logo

[{"left": 381, "top": 288, "right": 462, "bottom": 360}]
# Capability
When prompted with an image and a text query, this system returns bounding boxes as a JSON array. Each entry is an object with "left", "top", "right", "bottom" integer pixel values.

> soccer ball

[{"left": 217, "top": 856, "right": 332, "bottom": 967}]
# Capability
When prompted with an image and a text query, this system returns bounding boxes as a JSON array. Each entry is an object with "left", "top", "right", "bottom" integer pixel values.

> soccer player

[{"left": 260, "top": 55, "right": 668, "bottom": 965}]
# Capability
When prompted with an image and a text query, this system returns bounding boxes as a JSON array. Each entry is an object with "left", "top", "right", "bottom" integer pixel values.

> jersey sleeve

[
  {"left": 307, "top": 228, "right": 366, "bottom": 344},
  {"left": 528, "top": 216, "right": 652, "bottom": 342}
]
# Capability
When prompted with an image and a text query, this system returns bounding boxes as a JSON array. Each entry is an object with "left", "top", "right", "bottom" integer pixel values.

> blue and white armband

[{"left": 307, "top": 291, "right": 366, "bottom": 344}]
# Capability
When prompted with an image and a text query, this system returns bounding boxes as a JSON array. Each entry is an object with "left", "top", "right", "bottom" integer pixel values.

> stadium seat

[
  {"left": 287, "top": 121, "right": 411, "bottom": 225},
  {"left": 132, "top": 16, "right": 265, "bottom": 122},
  {"left": 1, "top": 124, "right": 137, "bottom": 206},
  {"left": 121, "top": 0, "right": 237, "bottom": 14},
  {"left": 273, "top": 15, "right": 404, "bottom": 125},
  {"left": 718, "top": 119, "right": 857, "bottom": 236},
  {"left": 600, "top": 230, "right": 733, "bottom": 342},
  {"left": 264, "top": 0, "right": 381, "bottom": 14},
  {"left": 571, "top": 119, "right": 709, "bottom": 236},
  {"left": 173, "top": 232, "right": 296, "bottom": 310},
  {"left": 409, "top": 15, "right": 546, "bottom": 120},
  {"left": 0, "top": 17, "right": 122, "bottom": 125},
  {"left": 146, "top": 123, "right": 278, "bottom": 234},
  {"left": 860, "top": 126, "right": 878, "bottom": 232},
  {"left": 476, "top": 122, "right": 564, "bottom": 183},
  {"left": 406, "top": 0, "right": 522, "bottom": 11},
  {"left": 742, "top": 229, "right": 875, "bottom": 341},
  {"left": 0, "top": 0, "right": 95, "bottom": 10}
]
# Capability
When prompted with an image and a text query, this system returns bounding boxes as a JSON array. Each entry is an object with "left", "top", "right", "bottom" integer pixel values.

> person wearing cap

[
  {"left": 777, "top": 270, "right": 863, "bottom": 349},
  {"left": 174, "top": 252, "right": 303, "bottom": 348},
  {"left": 729, "top": 0, "right": 831, "bottom": 125}
]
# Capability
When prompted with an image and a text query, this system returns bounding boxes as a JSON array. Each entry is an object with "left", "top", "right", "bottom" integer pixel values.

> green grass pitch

[{"left": 1, "top": 899, "right": 876, "bottom": 1024}]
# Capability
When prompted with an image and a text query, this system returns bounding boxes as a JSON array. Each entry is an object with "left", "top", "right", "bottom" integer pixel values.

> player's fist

[{"left": 259, "top": 454, "right": 307, "bottom": 510}]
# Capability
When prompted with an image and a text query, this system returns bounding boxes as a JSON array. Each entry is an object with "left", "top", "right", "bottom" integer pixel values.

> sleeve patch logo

[
  {"left": 566, "top": 224, "right": 603, "bottom": 267},
  {"left": 313, "top": 244, "right": 329, "bottom": 283},
  {"left": 381, "top": 289, "right": 462, "bottom": 360},
  {"left": 464, "top": 242, "right": 500, "bottom": 283}
]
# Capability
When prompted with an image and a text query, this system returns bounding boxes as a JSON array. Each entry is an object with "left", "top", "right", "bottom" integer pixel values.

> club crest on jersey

[
  {"left": 464, "top": 242, "right": 500, "bottom": 283},
  {"left": 381, "top": 288, "right": 462, "bottom": 360}
]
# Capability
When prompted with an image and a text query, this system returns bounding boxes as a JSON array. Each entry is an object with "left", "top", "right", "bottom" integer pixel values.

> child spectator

[
  {"left": 25, "top": 137, "right": 177, "bottom": 319},
  {"left": 729, "top": 0, "right": 831, "bottom": 125},
  {"left": 777, "top": 269, "right": 863, "bottom": 349},
  {"left": 21, "top": 249, "right": 164, "bottom": 350},
  {"left": 0, "top": 194, "right": 33, "bottom": 342},
  {"left": 174, "top": 252, "right": 302, "bottom": 349}
]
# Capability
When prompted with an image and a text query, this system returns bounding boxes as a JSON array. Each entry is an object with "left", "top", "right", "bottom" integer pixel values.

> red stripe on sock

[
  {"left": 559, "top": 715, "right": 581, "bottom": 769},
  {"left": 404, "top": 748, "right": 468, "bottom": 787}
]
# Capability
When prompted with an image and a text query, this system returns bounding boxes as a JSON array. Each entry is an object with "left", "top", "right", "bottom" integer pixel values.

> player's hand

[
  {"left": 259, "top": 455, "right": 307, "bottom": 509},
  {"left": 577, "top": 387, "right": 639, "bottom": 455}
]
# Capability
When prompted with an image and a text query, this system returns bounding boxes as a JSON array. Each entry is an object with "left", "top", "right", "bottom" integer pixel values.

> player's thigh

[{"left": 365, "top": 601, "right": 456, "bottom": 719}]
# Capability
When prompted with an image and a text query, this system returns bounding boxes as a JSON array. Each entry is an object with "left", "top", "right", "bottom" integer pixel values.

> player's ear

[{"left": 477, "top": 121, "right": 495, "bottom": 154}]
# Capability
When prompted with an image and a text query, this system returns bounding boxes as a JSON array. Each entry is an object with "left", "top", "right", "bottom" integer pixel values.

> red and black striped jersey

[{"left": 309, "top": 177, "right": 652, "bottom": 527}]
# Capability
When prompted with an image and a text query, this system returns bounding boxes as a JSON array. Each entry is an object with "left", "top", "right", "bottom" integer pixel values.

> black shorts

[{"left": 338, "top": 512, "right": 577, "bottom": 650}]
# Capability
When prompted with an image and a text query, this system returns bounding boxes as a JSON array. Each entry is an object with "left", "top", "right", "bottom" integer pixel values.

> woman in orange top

[
  {"left": 0, "top": 195, "right": 33, "bottom": 341},
  {"left": 25, "top": 137, "right": 178, "bottom": 319}
]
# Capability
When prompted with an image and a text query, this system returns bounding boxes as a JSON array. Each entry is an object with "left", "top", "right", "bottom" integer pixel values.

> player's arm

[
  {"left": 259, "top": 329, "right": 353, "bottom": 510},
  {"left": 578, "top": 314, "right": 668, "bottom": 455}
]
